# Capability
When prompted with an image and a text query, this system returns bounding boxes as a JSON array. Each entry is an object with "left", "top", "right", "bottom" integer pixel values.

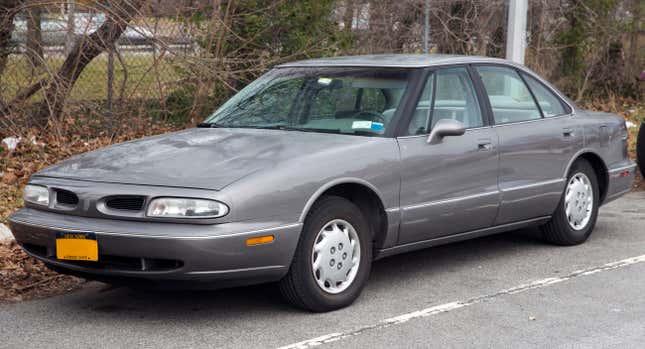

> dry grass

[{"left": 0, "top": 54, "right": 184, "bottom": 103}]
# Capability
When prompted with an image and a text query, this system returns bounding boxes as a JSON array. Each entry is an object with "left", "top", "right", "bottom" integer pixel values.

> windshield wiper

[
  {"left": 280, "top": 126, "right": 341, "bottom": 134},
  {"left": 237, "top": 125, "right": 343, "bottom": 134},
  {"left": 197, "top": 123, "right": 342, "bottom": 134},
  {"left": 197, "top": 122, "right": 226, "bottom": 128},
  {"left": 197, "top": 124, "right": 288, "bottom": 130},
  {"left": 348, "top": 130, "right": 380, "bottom": 137}
]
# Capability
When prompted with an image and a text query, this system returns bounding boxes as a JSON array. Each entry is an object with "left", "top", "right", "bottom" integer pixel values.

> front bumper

[{"left": 8, "top": 208, "right": 302, "bottom": 287}]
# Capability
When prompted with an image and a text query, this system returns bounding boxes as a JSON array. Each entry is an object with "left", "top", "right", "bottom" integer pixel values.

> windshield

[{"left": 204, "top": 67, "right": 413, "bottom": 136}]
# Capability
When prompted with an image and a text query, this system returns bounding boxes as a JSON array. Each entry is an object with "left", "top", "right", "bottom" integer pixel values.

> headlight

[
  {"left": 146, "top": 197, "right": 229, "bottom": 218},
  {"left": 23, "top": 184, "right": 50, "bottom": 206}
]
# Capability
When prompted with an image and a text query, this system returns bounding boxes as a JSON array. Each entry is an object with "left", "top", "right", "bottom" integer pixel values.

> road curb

[{"left": 0, "top": 223, "right": 14, "bottom": 241}]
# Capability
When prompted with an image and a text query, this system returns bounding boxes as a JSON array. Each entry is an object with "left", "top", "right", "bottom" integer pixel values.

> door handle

[
  {"left": 562, "top": 128, "right": 574, "bottom": 138},
  {"left": 477, "top": 139, "right": 493, "bottom": 151}
]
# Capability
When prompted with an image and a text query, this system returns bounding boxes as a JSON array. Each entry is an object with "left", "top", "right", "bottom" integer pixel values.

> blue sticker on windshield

[{"left": 352, "top": 121, "right": 384, "bottom": 132}]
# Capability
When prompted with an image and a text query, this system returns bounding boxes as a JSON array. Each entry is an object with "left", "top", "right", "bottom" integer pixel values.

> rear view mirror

[{"left": 427, "top": 119, "right": 466, "bottom": 144}]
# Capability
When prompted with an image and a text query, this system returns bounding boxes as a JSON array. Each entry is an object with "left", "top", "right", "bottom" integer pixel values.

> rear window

[{"left": 476, "top": 65, "right": 541, "bottom": 124}]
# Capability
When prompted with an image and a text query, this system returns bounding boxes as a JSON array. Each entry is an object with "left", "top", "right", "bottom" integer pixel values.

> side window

[
  {"left": 310, "top": 81, "right": 389, "bottom": 120},
  {"left": 310, "top": 81, "right": 358, "bottom": 119},
  {"left": 360, "top": 89, "right": 386, "bottom": 113},
  {"left": 476, "top": 66, "right": 541, "bottom": 124},
  {"left": 433, "top": 67, "right": 483, "bottom": 129},
  {"left": 406, "top": 67, "right": 483, "bottom": 135},
  {"left": 521, "top": 73, "right": 568, "bottom": 117}
]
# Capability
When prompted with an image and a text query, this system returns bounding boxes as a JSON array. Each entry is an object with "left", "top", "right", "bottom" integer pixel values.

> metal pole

[
  {"left": 65, "top": 0, "right": 76, "bottom": 55},
  {"left": 107, "top": 47, "right": 114, "bottom": 113},
  {"left": 423, "top": 0, "right": 429, "bottom": 54},
  {"left": 505, "top": 0, "right": 528, "bottom": 64}
]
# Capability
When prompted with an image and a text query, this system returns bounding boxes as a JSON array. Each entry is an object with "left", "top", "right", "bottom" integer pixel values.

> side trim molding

[
  {"left": 501, "top": 178, "right": 565, "bottom": 193},
  {"left": 401, "top": 190, "right": 499, "bottom": 211}
]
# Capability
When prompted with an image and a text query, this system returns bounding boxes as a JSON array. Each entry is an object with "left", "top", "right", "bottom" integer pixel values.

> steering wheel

[{"left": 353, "top": 111, "right": 386, "bottom": 124}]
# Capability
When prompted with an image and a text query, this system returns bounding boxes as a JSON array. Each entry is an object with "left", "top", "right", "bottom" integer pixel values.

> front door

[{"left": 397, "top": 66, "right": 500, "bottom": 244}]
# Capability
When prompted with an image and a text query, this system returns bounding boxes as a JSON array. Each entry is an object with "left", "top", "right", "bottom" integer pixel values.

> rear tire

[
  {"left": 279, "top": 196, "right": 372, "bottom": 312},
  {"left": 541, "top": 159, "right": 599, "bottom": 246}
]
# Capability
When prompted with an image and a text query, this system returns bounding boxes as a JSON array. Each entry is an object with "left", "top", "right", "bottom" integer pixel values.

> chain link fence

[
  {"left": 3, "top": 3, "right": 201, "bottom": 121},
  {"left": 1, "top": 0, "right": 641, "bottom": 128}
]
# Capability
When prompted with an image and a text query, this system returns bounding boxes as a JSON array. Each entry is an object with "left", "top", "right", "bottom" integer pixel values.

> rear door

[
  {"left": 473, "top": 65, "right": 581, "bottom": 225},
  {"left": 396, "top": 66, "right": 500, "bottom": 244}
]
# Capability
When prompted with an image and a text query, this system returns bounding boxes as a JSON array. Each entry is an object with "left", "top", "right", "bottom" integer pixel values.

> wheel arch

[
  {"left": 564, "top": 149, "right": 609, "bottom": 204},
  {"left": 299, "top": 178, "right": 389, "bottom": 250}
]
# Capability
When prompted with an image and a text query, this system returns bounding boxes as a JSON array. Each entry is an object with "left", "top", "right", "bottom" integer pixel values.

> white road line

[{"left": 278, "top": 254, "right": 645, "bottom": 349}]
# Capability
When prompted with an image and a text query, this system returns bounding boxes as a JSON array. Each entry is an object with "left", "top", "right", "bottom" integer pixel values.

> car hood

[{"left": 36, "top": 128, "right": 372, "bottom": 190}]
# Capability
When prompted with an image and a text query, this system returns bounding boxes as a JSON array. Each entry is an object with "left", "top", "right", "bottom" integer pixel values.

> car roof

[{"left": 277, "top": 54, "right": 515, "bottom": 68}]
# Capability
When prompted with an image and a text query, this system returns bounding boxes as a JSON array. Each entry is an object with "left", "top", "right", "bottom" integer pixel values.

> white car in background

[{"left": 11, "top": 13, "right": 153, "bottom": 46}]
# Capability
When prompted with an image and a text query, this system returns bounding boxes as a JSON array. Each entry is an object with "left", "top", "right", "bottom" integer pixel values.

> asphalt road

[{"left": 1, "top": 192, "right": 645, "bottom": 349}]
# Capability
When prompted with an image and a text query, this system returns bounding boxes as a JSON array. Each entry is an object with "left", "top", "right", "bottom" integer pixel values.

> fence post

[
  {"left": 65, "top": 0, "right": 76, "bottom": 55},
  {"left": 423, "top": 0, "right": 430, "bottom": 54}
]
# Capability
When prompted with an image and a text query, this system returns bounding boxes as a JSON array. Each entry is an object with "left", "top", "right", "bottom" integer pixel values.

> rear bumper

[
  {"left": 8, "top": 208, "right": 302, "bottom": 287},
  {"left": 604, "top": 161, "right": 638, "bottom": 204}
]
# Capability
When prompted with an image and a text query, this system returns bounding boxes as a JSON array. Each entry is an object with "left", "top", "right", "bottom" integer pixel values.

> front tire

[
  {"left": 279, "top": 196, "right": 372, "bottom": 312},
  {"left": 541, "top": 159, "right": 599, "bottom": 246}
]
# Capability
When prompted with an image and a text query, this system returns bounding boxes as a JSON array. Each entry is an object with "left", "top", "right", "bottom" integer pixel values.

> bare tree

[{"left": 627, "top": 0, "right": 641, "bottom": 78}]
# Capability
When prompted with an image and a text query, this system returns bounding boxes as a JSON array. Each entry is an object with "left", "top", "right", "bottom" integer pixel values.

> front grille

[
  {"left": 65, "top": 255, "right": 183, "bottom": 271},
  {"left": 105, "top": 196, "right": 145, "bottom": 211},
  {"left": 22, "top": 243, "right": 49, "bottom": 257},
  {"left": 56, "top": 189, "right": 79, "bottom": 206},
  {"left": 23, "top": 242, "right": 182, "bottom": 272}
]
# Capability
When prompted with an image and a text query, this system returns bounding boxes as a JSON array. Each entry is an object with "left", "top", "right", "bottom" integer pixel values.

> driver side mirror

[{"left": 426, "top": 119, "right": 466, "bottom": 144}]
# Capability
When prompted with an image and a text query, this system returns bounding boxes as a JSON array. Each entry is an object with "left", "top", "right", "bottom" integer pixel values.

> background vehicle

[
  {"left": 9, "top": 55, "right": 636, "bottom": 312},
  {"left": 11, "top": 13, "right": 154, "bottom": 46}
]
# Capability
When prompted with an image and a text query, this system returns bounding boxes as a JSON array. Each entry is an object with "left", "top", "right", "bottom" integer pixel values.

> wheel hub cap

[
  {"left": 311, "top": 219, "right": 361, "bottom": 294},
  {"left": 564, "top": 173, "right": 593, "bottom": 230}
]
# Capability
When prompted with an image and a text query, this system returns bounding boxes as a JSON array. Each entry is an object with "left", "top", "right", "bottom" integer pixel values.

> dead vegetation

[{"left": 0, "top": 239, "right": 85, "bottom": 302}]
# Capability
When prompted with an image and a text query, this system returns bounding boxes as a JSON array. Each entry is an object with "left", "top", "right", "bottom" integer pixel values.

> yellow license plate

[{"left": 56, "top": 232, "right": 98, "bottom": 262}]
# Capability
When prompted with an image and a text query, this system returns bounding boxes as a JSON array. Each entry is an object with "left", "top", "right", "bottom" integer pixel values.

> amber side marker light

[{"left": 246, "top": 235, "right": 275, "bottom": 246}]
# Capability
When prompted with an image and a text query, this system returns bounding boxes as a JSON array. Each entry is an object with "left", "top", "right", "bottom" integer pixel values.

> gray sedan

[{"left": 9, "top": 54, "right": 636, "bottom": 312}]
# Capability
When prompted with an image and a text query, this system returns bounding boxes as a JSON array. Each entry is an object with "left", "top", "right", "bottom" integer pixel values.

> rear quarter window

[{"left": 521, "top": 73, "right": 569, "bottom": 117}]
